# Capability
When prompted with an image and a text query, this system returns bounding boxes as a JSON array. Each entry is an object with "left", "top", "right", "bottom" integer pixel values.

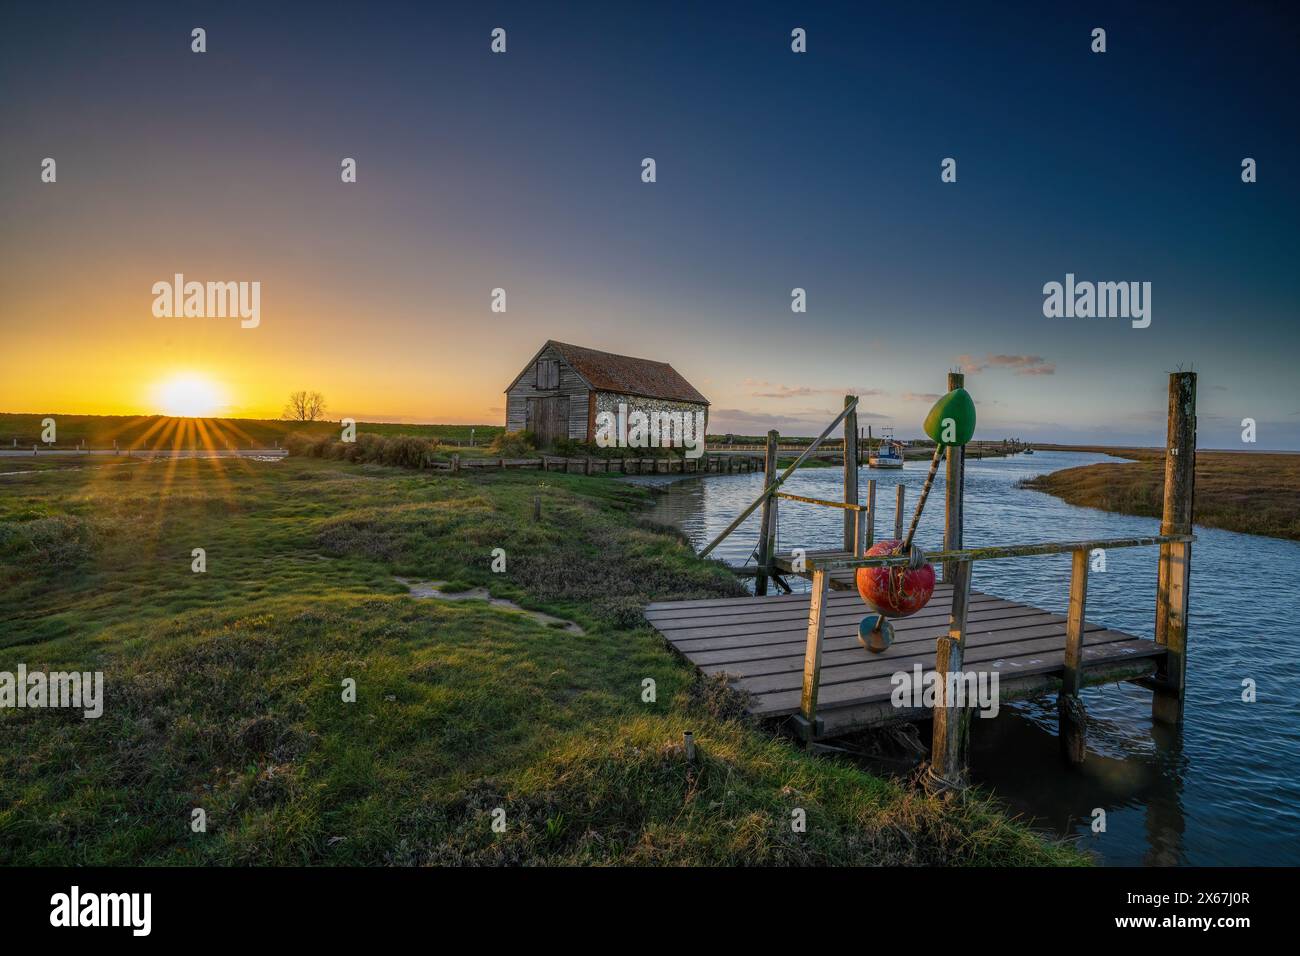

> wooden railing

[{"left": 795, "top": 531, "right": 1196, "bottom": 785}]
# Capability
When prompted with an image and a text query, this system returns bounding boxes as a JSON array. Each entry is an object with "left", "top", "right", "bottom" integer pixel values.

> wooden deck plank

[
  {"left": 645, "top": 584, "right": 956, "bottom": 624},
  {"left": 693, "top": 620, "right": 1112, "bottom": 674},
  {"left": 657, "top": 603, "right": 1049, "bottom": 651},
  {"left": 745, "top": 637, "right": 1162, "bottom": 715}
]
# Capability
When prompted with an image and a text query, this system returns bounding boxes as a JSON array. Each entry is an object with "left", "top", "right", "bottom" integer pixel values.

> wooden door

[{"left": 529, "top": 395, "right": 569, "bottom": 447}]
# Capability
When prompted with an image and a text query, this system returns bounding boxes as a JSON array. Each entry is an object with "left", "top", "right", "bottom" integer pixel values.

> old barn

[{"left": 505, "top": 341, "right": 709, "bottom": 447}]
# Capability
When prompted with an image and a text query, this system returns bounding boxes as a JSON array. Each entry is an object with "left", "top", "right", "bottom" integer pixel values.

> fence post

[
  {"left": 864, "top": 479, "right": 876, "bottom": 552},
  {"left": 843, "top": 395, "right": 858, "bottom": 552},
  {"left": 1153, "top": 371, "right": 1196, "bottom": 725},
  {"left": 1060, "top": 547, "right": 1090, "bottom": 763},
  {"left": 451, "top": 453, "right": 460, "bottom": 474},
  {"left": 755, "top": 431, "right": 780, "bottom": 595},
  {"left": 928, "top": 557, "right": 973, "bottom": 791},
  {"left": 943, "top": 371, "right": 965, "bottom": 583},
  {"left": 793, "top": 568, "right": 829, "bottom": 742}
]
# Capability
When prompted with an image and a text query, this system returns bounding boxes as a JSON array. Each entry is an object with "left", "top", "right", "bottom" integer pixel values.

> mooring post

[
  {"left": 1153, "top": 371, "right": 1196, "bottom": 725},
  {"left": 928, "top": 557, "right": 973, "bottom": 791},
  {"left": 843, "top": 395, "right": 859, "bottom": 552},
  {"left": 894, "top": 484, "right": 905, "bottom": 541},
  {"left": 793, "top": 568, "right": 829, "bottom": 742},
  {"left": 863, "top": 479, "right": 876, "bottom": 552},
  {"left": 755, "top": 430, "right": 780, "bottom": 595},
  {"left": 943, "top": 371, "right": 965, "bottom": 583},
  {"left": 1059, "top": 547, "right": 1090, "bottom": 763}
]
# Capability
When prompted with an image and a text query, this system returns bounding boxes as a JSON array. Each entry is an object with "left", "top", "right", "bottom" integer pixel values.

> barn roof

[{"left": 533, "top": 340, "right": 709, "bottom": 405}]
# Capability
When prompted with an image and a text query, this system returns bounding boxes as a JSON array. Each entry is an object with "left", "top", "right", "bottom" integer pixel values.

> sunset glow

[{"left": 153, "top": 374, "right": 224, "bottom": 418}]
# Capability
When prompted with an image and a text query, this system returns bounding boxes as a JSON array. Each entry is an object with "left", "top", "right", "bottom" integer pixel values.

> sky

[{"left": 1, "top": 1, "right": 1297, "bottom": 448}]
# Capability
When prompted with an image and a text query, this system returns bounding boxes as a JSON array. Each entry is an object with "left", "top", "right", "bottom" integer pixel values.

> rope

[{"left": 902, "top": 445, "right": 944, "bottom": 555}]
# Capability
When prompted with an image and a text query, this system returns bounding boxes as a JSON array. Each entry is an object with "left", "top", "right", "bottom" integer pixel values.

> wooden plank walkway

[{"left": 645, "top": 584, "right": 1164, "bottom": 738}]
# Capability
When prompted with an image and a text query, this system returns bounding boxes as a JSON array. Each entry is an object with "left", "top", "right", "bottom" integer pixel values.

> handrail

[
  {"left": 699, "top": 397, "right": 860, "bottom": 557},
  {"left": 775, "top": 491, "right": 869, "bottom": 512},
  {"left": 810, "top": 533, "right": 1194, "bottom": 571}
]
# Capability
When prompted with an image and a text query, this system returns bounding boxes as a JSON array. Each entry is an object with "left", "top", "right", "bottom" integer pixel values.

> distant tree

[{"left": 284, "top": 390, "right": 328, "bottom": 422}]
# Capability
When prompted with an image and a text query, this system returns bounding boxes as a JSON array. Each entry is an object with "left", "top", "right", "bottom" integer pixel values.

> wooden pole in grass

[
  {"left": 794, "top": 568, "right": 830, "bottom": 742},
  {"left": 1153, "top": 371, "right": 1196, "bottom": 725},
  {"left": 842, "top": 395, "right": 858, "bottom": 552},
  {"left": 928, "top": 557, "right": 973, "bottom": 790},
  {"left": 755, "top": 431, "right": 780, "bottom": 596}
]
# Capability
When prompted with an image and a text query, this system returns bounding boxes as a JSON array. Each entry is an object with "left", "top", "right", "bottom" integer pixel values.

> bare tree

[{"left": 284, "top": 390, "right": 328, "bottom": 422}]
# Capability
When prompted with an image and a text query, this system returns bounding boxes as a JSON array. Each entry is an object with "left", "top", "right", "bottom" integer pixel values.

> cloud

[
  {"left": 954, "top": 354, "right": 1054, "bottom": 376},
  {"left": 746, "top": 378, "right": 887, "bottom": 399},
  {"left": 902, "top": 391, "right": 942, "bottom": 402}
]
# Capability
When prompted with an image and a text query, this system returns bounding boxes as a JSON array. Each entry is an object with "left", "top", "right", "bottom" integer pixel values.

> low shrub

[
  {"left": 488, "top": 430, "right": 536, "bottom": 458},
  {"left": 285, "top": 432, "right": 440, "bottom": 470}
]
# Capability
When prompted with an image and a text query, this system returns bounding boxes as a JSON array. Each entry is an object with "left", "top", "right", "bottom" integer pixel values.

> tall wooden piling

[
  {"left": 928, "top": 557, "right": 973, "bottom": 790},
  {"left": 1153, "top": 372, "right": 1196, "bottom": 725},
  {"left": 842, "top": 395, "right": 859, "bottom": 552},
  {"left": 1059, "top": 547, "right": 1090, "bottom": 763},
  {"left": 894, "top": 484, "right": 905, "bottom": 541},
  {"left": 863, "top": 479, "right": 876, "bottom": 552},
  {"left": 755, "top": 430, "right": 780, "bottom": 596},
  {"left": 943, "top": 371, "right": 965, "bottom": 583}
]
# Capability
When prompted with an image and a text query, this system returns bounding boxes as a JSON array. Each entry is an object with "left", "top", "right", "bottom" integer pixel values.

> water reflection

[{"left": 638, "top": 451, "right": 1300, "bottom": 865}]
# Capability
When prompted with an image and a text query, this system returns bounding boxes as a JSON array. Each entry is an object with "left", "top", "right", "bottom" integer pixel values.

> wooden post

[
  {"left": 894, "top": 484, "right": 905, "bottom": 541},
  {"left": 928, "top": 557, "right": 973, "bottom": 790},
  {"left": 864, "top": 479, "right": 876, "bottom": 552},
  {"left": 1059, "top": 547, "right": 1089, "bottom": 763},
  {"left": 843, "top": 395, "right": 858, "bottom": 552},
  {"left": 793, "top": 568, "right": 829, "bottom": 742},
  {"left": 1153, "top": 372, "right": 1196, "bottom": 725},
  {"left": 943, "top": 371, "right": 965, "bottom": 583},
  {"left": 755, "top": 431, "right": 779, "bottom": 595},
  {"left": 451, "top": 453, "right": 460, "bottom": 474},
  {"left": 584, "top": 457, "right": 592, "bottom": 475},
  {"left": 532, "top": 495, "right": 541, "bottom": 521}
]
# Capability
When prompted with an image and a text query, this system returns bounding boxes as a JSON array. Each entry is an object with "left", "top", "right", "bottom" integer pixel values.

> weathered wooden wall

[{"left": 504, "top": 342, "right": 590, "bottom": 439}]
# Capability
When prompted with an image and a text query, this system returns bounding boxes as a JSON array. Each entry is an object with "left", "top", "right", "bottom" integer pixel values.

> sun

[{"left": 154, "top": 374, "right": 224, "bottom": 418}]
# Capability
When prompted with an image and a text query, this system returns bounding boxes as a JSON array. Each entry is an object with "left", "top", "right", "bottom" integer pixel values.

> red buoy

[{"left": 855, "top": 538, "right": 936, "bottom": 619}]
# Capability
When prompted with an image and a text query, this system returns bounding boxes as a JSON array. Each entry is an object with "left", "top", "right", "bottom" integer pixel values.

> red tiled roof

[{"left": 547, "top": 341, "right": 709, "bottom": 405}]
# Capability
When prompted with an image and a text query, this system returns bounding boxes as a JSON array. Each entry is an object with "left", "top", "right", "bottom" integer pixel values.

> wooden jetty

[{"left": 646, "top": 372, "right": 1198, "bottom": 790}]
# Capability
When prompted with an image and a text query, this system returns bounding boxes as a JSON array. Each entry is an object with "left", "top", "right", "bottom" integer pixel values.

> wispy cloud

[
  {"left": 955, "top": 354, "right": 1055, "bottom": 376},
  {"left": 902, "top": 391, "right": 942, "bottom": 402},
  {"left": 745, "top": 378, "right": 887, "bottom": 399}
]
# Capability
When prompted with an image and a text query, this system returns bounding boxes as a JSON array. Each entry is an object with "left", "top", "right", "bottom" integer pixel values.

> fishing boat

[
  {"left": 1024, "top": 446, "right": 1035, "bottom": 455},
  {"left": 868, "top": 426, "right": 905, "bottom": 469}
]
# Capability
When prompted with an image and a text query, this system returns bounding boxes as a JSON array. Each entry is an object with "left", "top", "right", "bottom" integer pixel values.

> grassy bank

[
  {"left": 0, "top": 412, "right": 501, "bottom": 450},
  {"left": 0, "top": 456, "right": 1082, "bottom": 865},
  {"left": 1025, "top": 447, "right": 1300, "bottom": 541}
]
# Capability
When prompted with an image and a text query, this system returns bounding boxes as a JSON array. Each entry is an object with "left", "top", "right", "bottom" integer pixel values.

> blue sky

[{"left": 1, "top": 1, "right": 1296, "bottom": 447}]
